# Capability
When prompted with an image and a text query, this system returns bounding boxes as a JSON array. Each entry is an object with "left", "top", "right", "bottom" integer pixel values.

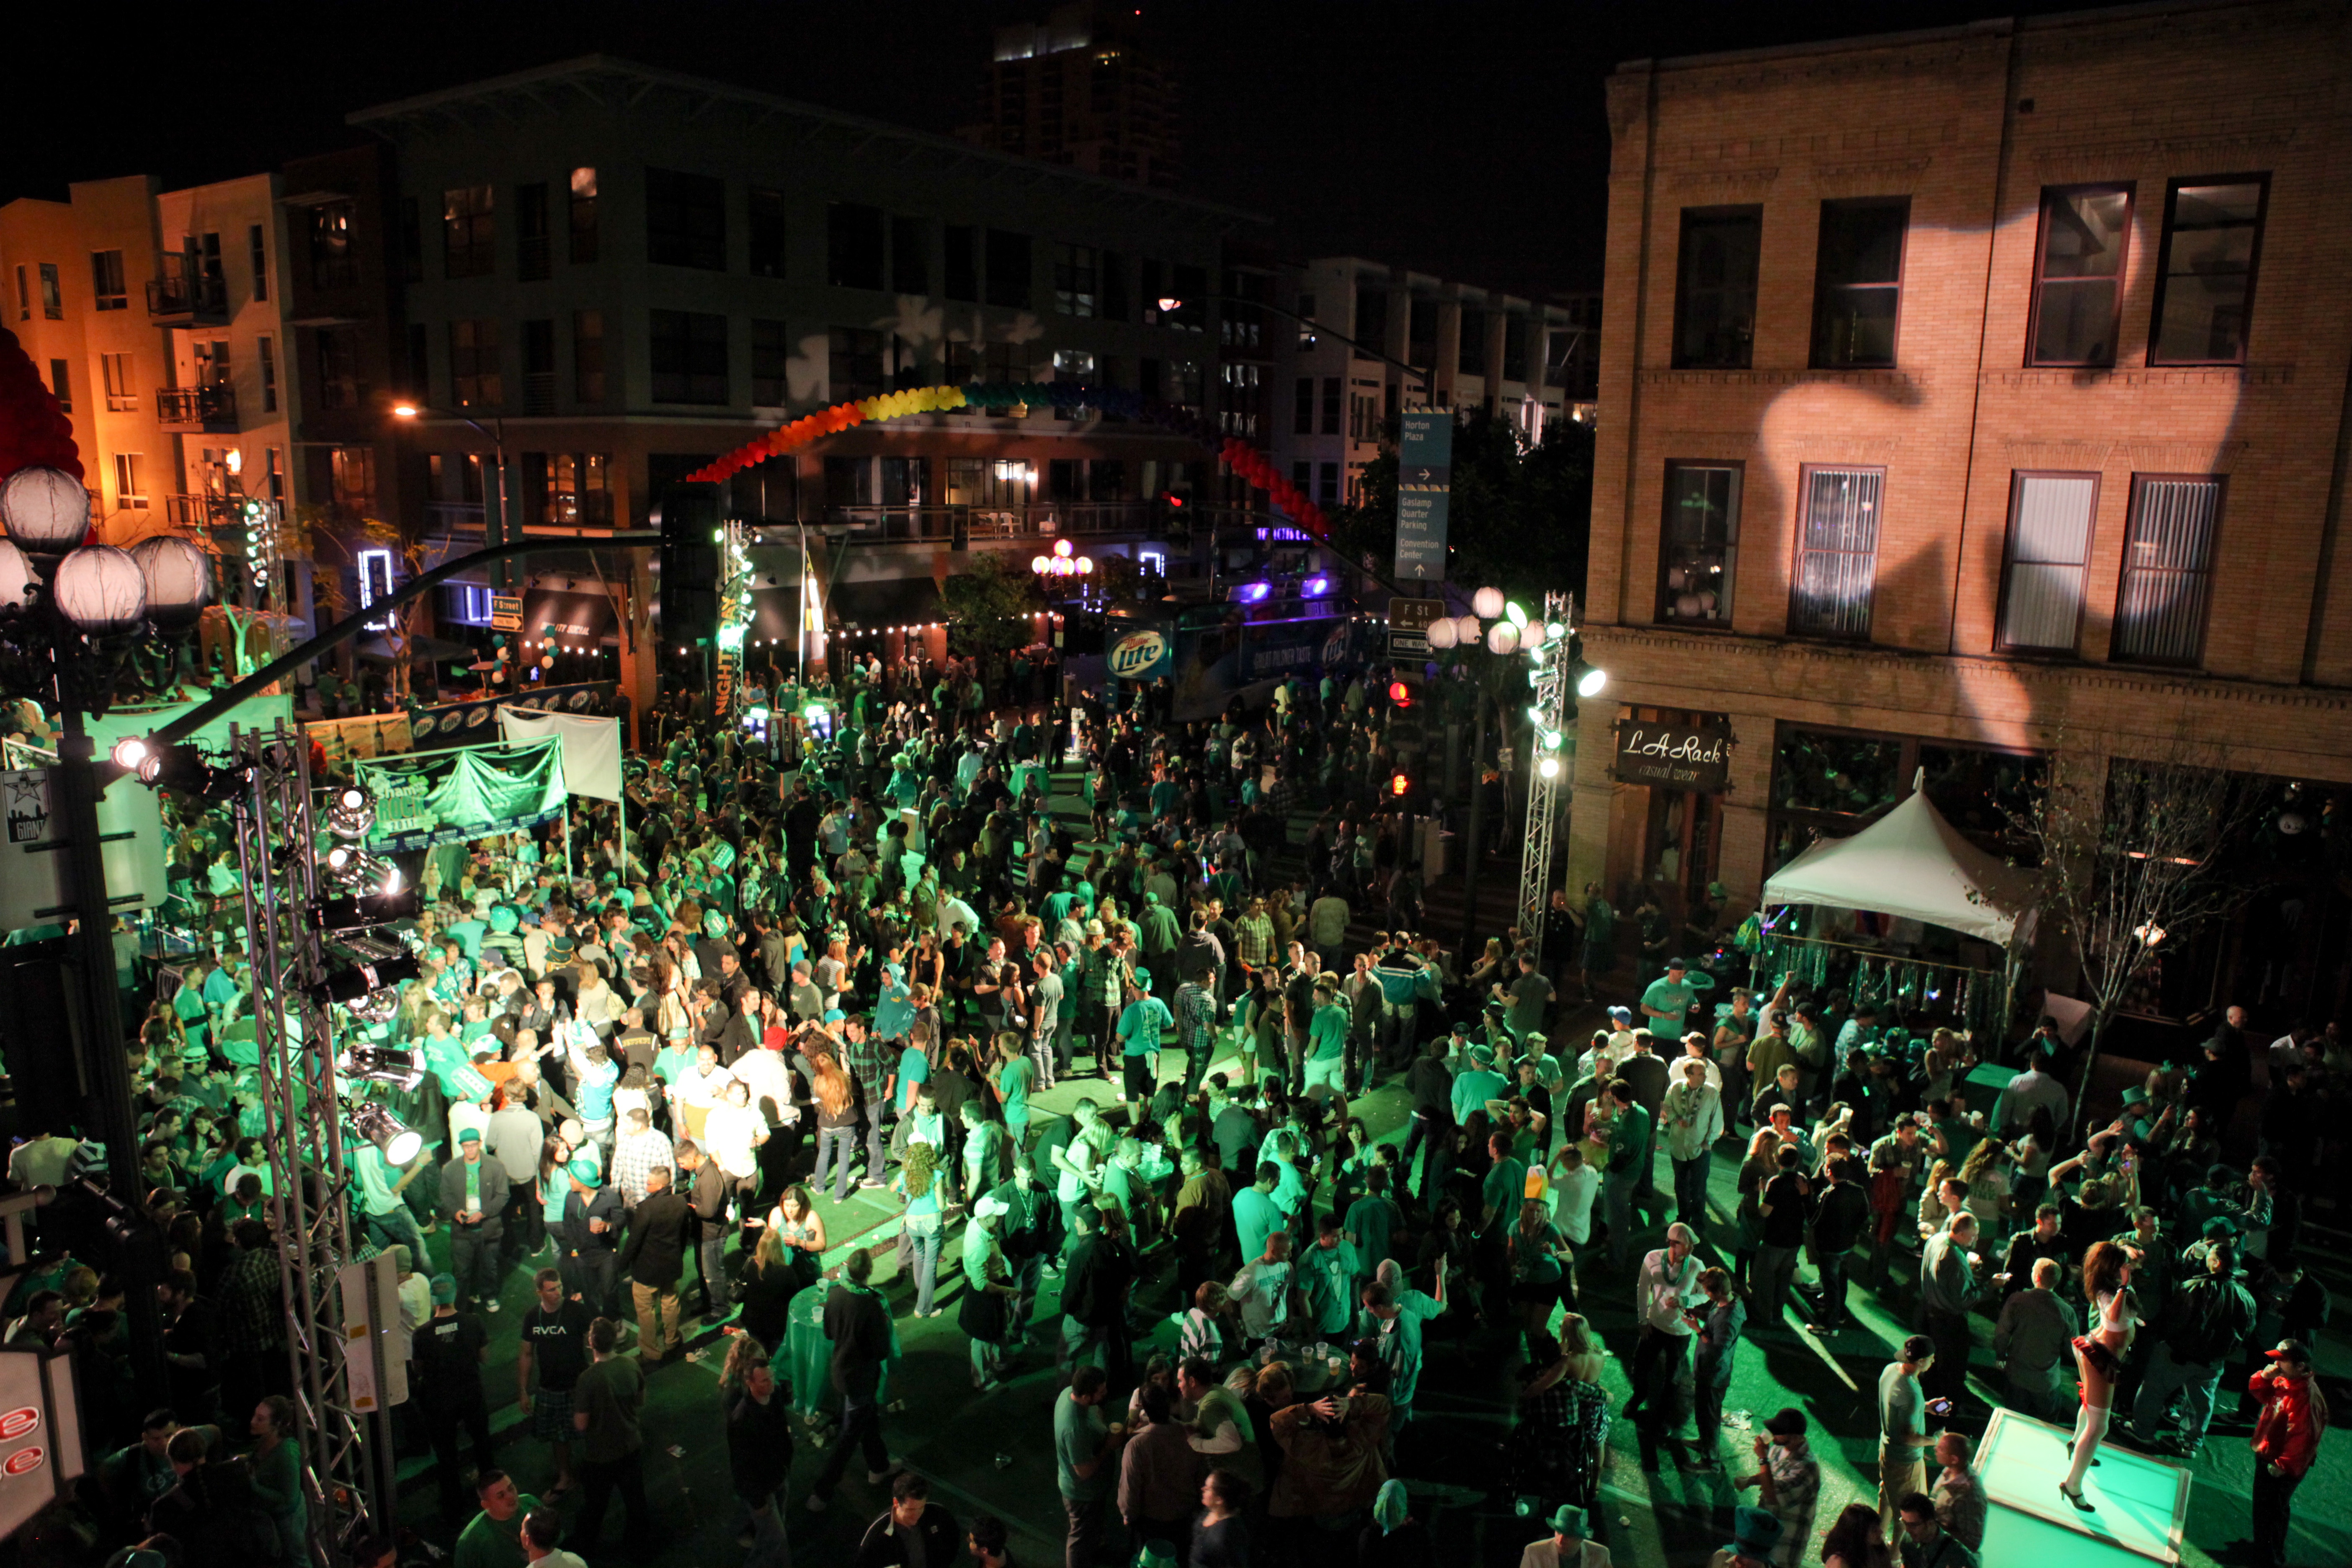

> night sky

[{"left": 4, "top": 0, "right": 2091, "bottom": 299}]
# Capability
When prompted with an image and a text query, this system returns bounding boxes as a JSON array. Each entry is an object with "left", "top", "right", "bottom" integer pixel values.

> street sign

[
  {"left": 1394, "top": 410, "right": 1453, "bottom": 581},
  {"left": 1388, "top": 596, "right": 1443, "bottom": 660},
  {"left": 489, "top": 594, "right": 524, "bottom": 632}
]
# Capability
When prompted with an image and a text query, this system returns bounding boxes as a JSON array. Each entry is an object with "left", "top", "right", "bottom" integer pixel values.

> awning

[
  {"left": 827, "top": 576, "right": 943, "bottom": 631},
  {"left": 1763, "top": 786, "right": 2039, "bottom": 947},
  {"left": 521, "top": 588, "right": 619, "bottom": 647}
]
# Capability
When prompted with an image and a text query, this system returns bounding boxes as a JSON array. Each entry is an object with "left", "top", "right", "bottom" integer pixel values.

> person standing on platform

[{"left": 2246, "top": 1339, "right": 2324, "bottom": 1568}]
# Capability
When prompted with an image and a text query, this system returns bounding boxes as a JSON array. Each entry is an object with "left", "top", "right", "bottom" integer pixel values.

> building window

[
  {"left": 316, "top": 328, "right": 366, "bottom": 410},
  {"left": 1101, "top": 252, "right": 1127, "bottom": 321},
  {"left": 1355, "top": 285, "right": 1388, "bottom": 356},
  {"left": 829, "top": 327, "right": 883, "bottom": 402},
  {"left": 102, "top": 352, "right": 136, "bottom": 411},
  {"left": 521, "top": 318, "right": 555, "bottom": 414},
  {"left": 397, "top": 198, "right": 420, "bottom": 283},
  {"left": 1291, "top": 461, "right": 1310, "bottom": 493},
  {"left": 515, "top": 182, "right": 551, "bottom": 281},
  {"left": 2150, "top": 177, "right": 2267, "bottom": 366},
  {"left": 13, "top": 265, "right": 24, "bottom": 321},
  {"left": 443, "top": 186, "right": 494, "bottom": 279},
  {"left": 266, "top": 446, "right": 285, "bottom": 503},
  {"left": 47, "top": 359, "right": 70, "bottom": 413},
  {"left": 649, "top": 309, "right": 728, "bottom": 405},
  {"left": 258, "top": 336, "right": 277, "bottom": 413},
  {"left": 449, "top": 319, "right": 502, "bottom": 407},
  {"left": 1295, "top": 294, "right": 1318, "bottom": 350},
  {"left": 408, "top": 322, "right": 428, "bottom": 391},
  {"left": 985, "top": 229, "right": 1032, "bottom": 309},
  {"left": 944, "top": 225, "right": 978, "bottom": 302},
  {"left": 1811, "top": 197, "right": 1907, "bottom": 368},
  {"left": 646, "top": 168, "right": 725, "bottom": 271},
  {"left": 1055, "top": 243, "right": 1098, "bottom": 317},
  {"left": 569, "top": 167, "right": 599, "bottom": 263},
  {"left": 891, "top": 216, "right": 927, "bottom": 295},
  {"left": 308, "top": 201, "right": 356, "bottom": 289},
  {"left": 2112, "top": 475, "right": 2223, "bottom": 665},
  {"left": 2029, "top": 184, "right": 2131, "bottom": 367},
  {"left": 248, "top": 224, "right": 268, "bottom": 302},
  {"left": 823, "top": 456, "right": 875, "bottom": 508},
  {"left": 1321, "top": 377, "right": 1341, "bottom": 436},
  {"left": 827, "top": 203, "right": 885, "bottom": 290},
  {"left": 1407, "top": 298, "right": 1438, "bottom": 369},
  {"left": 749, "top": 188, "right": 788, "bottom": 279},
  {"left": 1503, "top": 320, "right": 1529, "bottom": 382},
  {"left": 1788, "top": 466, "right": 1883, "bottom": 640},
  {"left": 1293, "top": 378, "right": 1313, "bottom": 435},
  {"left": 752, "top": 318, "right": 790, "bottom": 406},
  {"left": 1996, "top": 473, "right": 2098, "bottom": 652},
  {"left": 1673, "top": 206, "right": 1761, "bottom": 369},
  {"left": 1318, "top": 462, "right": 1339, "bottom": 506},
  {"left": 540, "top": 454, "right": 610, "bottom": 526},
  {"left": 1458, "top": 307, "right": 1486, "bottom": 376},
  {"left": 1657, "top": 462, "right": 1741, "bottom": 628},
  {"left": 113, "top": 453, "right": 147, "bottom": 510},
  {"left": 573, "top": 311, "right": 605, "bottom": 403},
  {"left": 91, "top": 250, "right": 126, "bottom": 310},
  {"left": 39, "top": 263, "right": 62, "bottom": 319},
  {"left": 1169, "top": 264, "right": 1207, "bottom": 332}
]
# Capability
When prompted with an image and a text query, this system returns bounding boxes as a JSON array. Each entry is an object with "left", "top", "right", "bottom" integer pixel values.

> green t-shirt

[
  {"left": 1482, "top": 1157, "right": 1528, "bottom": 1225},
  {"left": 1307, "top": 1001, "right": 1351, "bottom": 1063},
  {"left": 453, "top": 1492, "right": 542, "bottom": 1568},
  {"left": 1641, "top": 975, "right": 1697, "bottom": 1023},
  {"left": 1118, "top": 997, "right": 1173, "bottom": 1058},
  {"left": 1055, "top": 1388, "right": 1108, "bottom": 1501},
  {"left": 998, "top": 1054, "right": 1036, "bottom": 1114}
]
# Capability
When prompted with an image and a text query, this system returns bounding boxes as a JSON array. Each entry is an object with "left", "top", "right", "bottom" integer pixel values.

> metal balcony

[
  {"left": 156, "top": 385, "right": 239, "bottom": 431},
  {"left": 146, "top": 272, "right": 229, "bottom": 325}
]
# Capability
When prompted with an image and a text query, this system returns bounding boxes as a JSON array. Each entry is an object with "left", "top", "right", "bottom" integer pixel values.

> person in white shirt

[
  {"left": 1663, "top": 1059, "right": 1725, "bottom": 1229},
  {"left": 1519, "top": 1503, "right": 1612, "bottom": 1568},
  {"left": 699, "top": 1078, "right": 768, "bottom": 1199},
  {"left": 520, "top": 1506, "right": 591, "bottom": 1568},
  {"left": 1624, "top": 1222, "right": 1704, "bottom": 1422},
  {"left": 1548, "top": 1144, "right": 1601, "bottom": 1248},
  {"left": 1228, "top": 1232, "right": 1295, "bottom": 1342}
]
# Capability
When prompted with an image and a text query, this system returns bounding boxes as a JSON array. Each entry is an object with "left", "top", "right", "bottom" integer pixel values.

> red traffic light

[
  {"left": 1389, "top": 772, "right": 1410, "bottom": 797},
  {"left": 1388, "top": 681, "right": 1411, "bottom": 707}
]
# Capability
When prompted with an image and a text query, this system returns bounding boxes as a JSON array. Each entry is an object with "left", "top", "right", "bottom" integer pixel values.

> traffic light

[
  {"left": 1388, "top": 680, "right": 1412, "bottom": 709},
  {"left": 657, "top": 482, "right": 722, "bottom": 645},
  {"left": 1389, "top": 771, "right": 1411, "bottom": 799}
]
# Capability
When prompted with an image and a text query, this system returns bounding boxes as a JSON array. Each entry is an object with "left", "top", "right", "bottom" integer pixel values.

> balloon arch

[{"left": 685, "top": 379, "right": 1331, "bottom": 540}]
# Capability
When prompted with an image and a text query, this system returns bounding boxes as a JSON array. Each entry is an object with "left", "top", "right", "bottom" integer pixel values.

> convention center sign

[
  {"left": 354, "top": 739, "right": 567, "bottom": 852},
  {"left": 1612, "top": 720, "right": 1733, "bottom": 792}
]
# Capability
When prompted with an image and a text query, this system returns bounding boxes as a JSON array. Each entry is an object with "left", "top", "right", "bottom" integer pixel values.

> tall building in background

[
  {"left": 1574, "top": 0, "right": 2352, "bottom": 1027},
  {"left": 957, "top": 3, "right": 1181, "bottom": 190}
]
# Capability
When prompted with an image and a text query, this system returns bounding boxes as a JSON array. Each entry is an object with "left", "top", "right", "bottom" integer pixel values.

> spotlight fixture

[
  {"left": 348, "top": 1101, "right": 424, "bottom": 1166},
  {"left": 136, "top": 745, "right": 253, "bottom": 801},
  {"left": 322, "top": 845, "right": 404, "bottom": 897},
  {"left": 307, "top": 938, "right": 421, "bottom": 1006},
  {"left": 110, "top": 735, "right": 153, "bottom": 771},
  {"left": 309, "top": 887, "right": 422, "bottom": 933},
  {"left": 336, "top": 1044, "right": 418, "bottom": 1091},
  {"left": 325, "top": 783, "right": 376, "bottom": 840}
]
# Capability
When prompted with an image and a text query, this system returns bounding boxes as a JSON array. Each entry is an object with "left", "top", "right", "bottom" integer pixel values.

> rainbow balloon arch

[{"left": 684, "top": 380, "right": 1333, "bottom": 541}]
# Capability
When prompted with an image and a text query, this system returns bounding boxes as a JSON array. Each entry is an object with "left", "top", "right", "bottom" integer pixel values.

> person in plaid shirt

[
  {"left": 1232, "top": 898, "right": 1276, "bottom": 973},
  {"left": 609, "top": 1107, "right": 675, "bottom": 1208},
  {"left": 837, "top": 1013, "right": 895, "bottom": 1187},
  {"left": 1173, "top": 975, "right": 1219, "bottom": 1096}
]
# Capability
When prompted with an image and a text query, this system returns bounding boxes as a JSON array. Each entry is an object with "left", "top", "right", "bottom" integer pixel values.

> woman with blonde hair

[
  {"left": 1511, "top": 1314, "right": 1612, "bottom": 1507},
  {"left": 892, "top": 1142, "right": 947, "bottom": 1318}
]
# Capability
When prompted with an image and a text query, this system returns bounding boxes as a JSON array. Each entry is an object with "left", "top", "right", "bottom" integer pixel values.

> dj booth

[{"left": 1975, "top": 1408, "right": 2192, "bottom": 1565}]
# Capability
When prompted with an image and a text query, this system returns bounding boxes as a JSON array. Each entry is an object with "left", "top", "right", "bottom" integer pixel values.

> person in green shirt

[
  {"left": 1603, "top": 1081, "right": 1654, "bottom": 1271},
  {"left": 456, "top": 1471, "right": 541, "bottom": 1568},
  {"left": 1640, "top": 958, "right": 1698, "bottom": 1034},
  {"left": 1304, "top": 975, "right": 1352, "bottom": 1100},
  {"left": 1055, "top": 1365, "right": 1125, "bottom": 1567},
  {"left": 1115, "top": 977, "right": 1173, "bottom": 1106},
  {"left": 1480, "top": 1130, "right": 1528, "bottom": 1238}
]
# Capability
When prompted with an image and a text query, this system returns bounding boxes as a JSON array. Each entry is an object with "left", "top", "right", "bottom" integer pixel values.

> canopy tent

[
  {"left": 498, "top": 707, "right": 622, "bottom": 801},
  {"left": 1762, "top": 787, "right": 2037, "bottom": 946}
]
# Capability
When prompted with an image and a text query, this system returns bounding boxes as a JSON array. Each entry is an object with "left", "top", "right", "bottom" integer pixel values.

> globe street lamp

[{"left": 0, "top": 465, "right": 211, "bottom": 1388}]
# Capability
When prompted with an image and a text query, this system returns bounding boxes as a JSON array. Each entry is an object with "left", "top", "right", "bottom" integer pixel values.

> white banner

[{"left": 497, "top": 707, "right": 623, "bottom": 801}]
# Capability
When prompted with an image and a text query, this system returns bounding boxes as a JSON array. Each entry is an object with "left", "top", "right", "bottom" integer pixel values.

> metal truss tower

[
  {"left": 1516, "top": 591, "right": 1575, "bottom": 970},
  {"left": 226, "top": 722, "right": 386, "bottom": 1562}
]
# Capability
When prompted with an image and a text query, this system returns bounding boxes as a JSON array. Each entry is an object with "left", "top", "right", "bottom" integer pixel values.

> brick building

[{"left": 1571, "top": 0, "right": 2352, "bottom": 1026}]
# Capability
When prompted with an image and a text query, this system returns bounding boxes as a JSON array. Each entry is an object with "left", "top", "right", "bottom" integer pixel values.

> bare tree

[{"left": 2009, "top": 732, "right": 2263, "bottom": 1129}]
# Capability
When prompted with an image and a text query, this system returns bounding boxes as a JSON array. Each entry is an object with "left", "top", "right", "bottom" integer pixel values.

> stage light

[
  {"left": 1539, "top": 756, "right": 1562, "bottom": 779},
  {"left": 326, "top": 783, "right": 375, "bottom": 839},
  {"left": 1301, "top": 575, "right": 1331, "bottom": 597},
  {"left": 1575, "top": 663, "right": 1608, "bottom": 697},
  {"left": 349, "top": 1101, "right": 423, "bottom": 1166},
  {"left": 111, "top": 735, "right": 152, "bottom": 771},
  {"left": 137, "top": 745, "right": 252, "bottom": 801},
  {"left": 309, "top": 888, "right": 421, "bottom": 932},
  {"left": 323, "top": 845, "right": 403, "bottom": 897}
]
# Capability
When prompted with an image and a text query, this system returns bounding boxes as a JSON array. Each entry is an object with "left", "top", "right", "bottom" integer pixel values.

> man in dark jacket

[
  {"left": 676, "top": 1141, "right": 731, "bottom": 1320},
  {"left": 805, "top": 1250, "right": 894, "bottom": 1510},
  {"left": 2129, "top": 1238, "right": 2256, "bottom": 1458},
  {"left": 439, "top": 1128, "right": 512, "bottom": 1314},
  {"left": 1800, "top": 1155, "right": 1873, "bottom": 1333},
  {"left": 615, "top": 1168, "right": 691, "bottom": 1364},
  {"left": 559, "top": 1156, "right": 623, "bottom": 1318},
  {"left": 853, "top": 1471, "right": 959, "bottom": 1568},
  {"left": 1060, "top": 1201, "right": 1139, "bottom": 1395},
  {"left": 412, "top": 1274, "right": 494, "bottom": 1521}
]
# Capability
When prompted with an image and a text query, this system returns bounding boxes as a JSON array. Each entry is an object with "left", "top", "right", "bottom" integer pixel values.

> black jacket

[
  {"left": 438, "top": 1155, "right": 512, "bottom": 1229},
  {"left": 1062, "top": 1234, "right": 1137, "bottom": 1328},
  {"left": 616, "top": 1190, "right": 692, "bottom": 1287},
  {"left": 2161, "top": 1269, "right": 2257, "bottom": 1365},
  {"left": 854, "top": 1500, "right": 959, "bottom": 1568},
  {"left": 824, "top": 1283, "right": 892, "bottom": 1398},
  {"left": 725, "top": 1384, "right": 794, "bottom": 1500}
]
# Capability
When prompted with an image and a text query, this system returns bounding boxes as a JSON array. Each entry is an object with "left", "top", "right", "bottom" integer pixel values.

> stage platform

[{"left": 1975, "top": 1408, "right": 2192, "bottom": 1565}]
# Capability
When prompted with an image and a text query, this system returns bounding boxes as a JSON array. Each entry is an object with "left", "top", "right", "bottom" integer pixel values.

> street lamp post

[
  {"left": 0, "top": 467, "right": 212, "bottom": 1389},
  {"left": 392, "top": 403, "right": 513, "bottom": 592}
]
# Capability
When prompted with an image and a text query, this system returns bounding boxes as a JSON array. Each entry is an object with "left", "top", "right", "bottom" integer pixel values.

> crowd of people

[{"left": 0, "top": 642, "right": 2339, "bottom": 1568}]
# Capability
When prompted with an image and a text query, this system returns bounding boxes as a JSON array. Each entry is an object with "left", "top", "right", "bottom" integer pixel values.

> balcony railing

[
  {"left": 156, "top": 385, "right": 239, "bottom": 430},
  {"left": 146, "top": 272, "right": 229, "bottom": 322},
  {"left": 820, "top": 500, "right": 1269, "bottom": 545}
]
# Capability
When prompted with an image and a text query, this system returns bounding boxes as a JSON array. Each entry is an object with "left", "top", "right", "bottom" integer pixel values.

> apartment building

[
  {"left": 1270, "top": 258, "right": 1583, "bottom": 511},
  {"left": 1573, "top": 0, "right": 2352, "bottom": 1024},
  {"left": 956, "top": 2, "right": 1182, "bottom": 190},
  {"left": 1, "top": 174, "right": 305, "bottom": 622}
]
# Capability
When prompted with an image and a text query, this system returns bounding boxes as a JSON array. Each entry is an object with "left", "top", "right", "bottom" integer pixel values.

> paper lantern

[
  {"left": 131, "top": 535, "right": 211, "bottom": 631},
  {"left": 0, "top": 539, "right": 33, "bottom": 611},
  {"left": 1454, "top": 614, "right": 1481, "bottom": 645},
  {"left": 1485, "top": 620, "right": 1520, "bottom": 656},
  {"left": 52, "top": 544, "right": 147, "bottom": 634},
  {"left": 1472, "top": 586, "right": 1505, "bottom": 621},
  {"left": 1425, "top": 616, "right": 1458, "bottom": 650},
  {"left": 1, "top": 465, "right": 90, "bottom": 557}
]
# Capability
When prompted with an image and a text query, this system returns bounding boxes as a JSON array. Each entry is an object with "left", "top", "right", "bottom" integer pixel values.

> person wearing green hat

[
  {"left": 558, "top": 1155, "right": 622, "bottom": 1318},
  {"left": 439, "top": 1127, "right": 511, "bottom": 1315},
  {"left": 1517, "top": 1502, "right": 1609, "bottom": 1568},
  {"left": 1713, "top": 1504, "right": 1784, "bottom": 1568}
]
